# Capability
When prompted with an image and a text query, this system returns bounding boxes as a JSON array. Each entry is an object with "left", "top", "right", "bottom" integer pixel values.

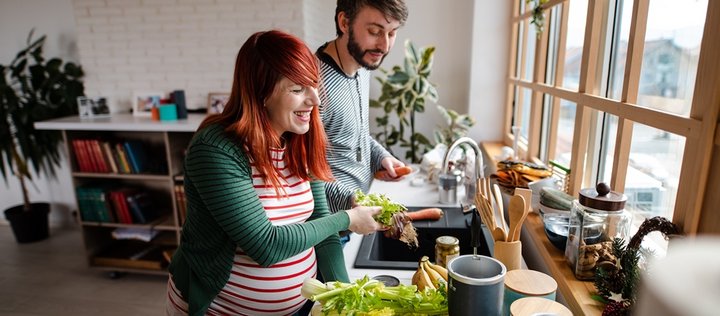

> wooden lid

[
  {"left": 579, "top": 182, "right": 626, "bottom": 211},
  {"left": 504, "top": 269, "right": 557, "bottom": 295},
  {"left": 510, "top": 297, "right": 572, "bottom": 316}
]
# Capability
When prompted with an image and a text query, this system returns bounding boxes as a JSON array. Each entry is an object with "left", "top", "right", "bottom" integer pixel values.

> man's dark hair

[{"left": 334, "top": 0, "right": 408, "bottom": 36}]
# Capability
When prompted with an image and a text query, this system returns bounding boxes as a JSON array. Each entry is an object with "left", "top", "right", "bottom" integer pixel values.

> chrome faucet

[{"left": 439, "top": 137, "right": 485, "bottom": 208}]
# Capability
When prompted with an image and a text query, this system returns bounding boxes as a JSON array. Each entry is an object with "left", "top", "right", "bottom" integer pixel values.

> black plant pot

[{"left": 3, "top": 203, "right": 50, "bottom": 243}]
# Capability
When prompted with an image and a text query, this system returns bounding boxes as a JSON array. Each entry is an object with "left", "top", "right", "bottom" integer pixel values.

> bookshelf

[{"left": 35, "top": 113, "right": 204, "bottom": 275}]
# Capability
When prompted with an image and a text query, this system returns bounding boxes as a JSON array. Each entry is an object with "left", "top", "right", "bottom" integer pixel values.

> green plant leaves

[
  {"left": 0, "top": 30, "right": 85, "bottom": 208},
  {"left": 419, "top": 46, "right": 435, "bottom": 75},
  {"left": 434, "top": 105, "right": 476, "bottom": 147},
  {"left": 527, "top": 0, "right": 550, "bottom": 35},
  {"left": 371, "top": 39, "right": 437, "bottom": 163},
  {"left": 387, "top": 71, "right": 409, "bottom": 84}
]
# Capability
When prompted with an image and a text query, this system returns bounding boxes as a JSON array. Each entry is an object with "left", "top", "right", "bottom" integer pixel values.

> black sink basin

[{"left": 354, "top": 206, "right": 492, "bottom": 270}]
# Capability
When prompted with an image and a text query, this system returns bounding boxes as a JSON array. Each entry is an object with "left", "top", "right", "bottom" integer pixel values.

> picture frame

[
  {"left": 132, "top": 92, "right": 163, "bottom": 117},
  {"left": 77, "top": 96, "right": 111, "bottom": 119},
  {"left": 207, "top": 92, "right": 230, "bottom": 115}
]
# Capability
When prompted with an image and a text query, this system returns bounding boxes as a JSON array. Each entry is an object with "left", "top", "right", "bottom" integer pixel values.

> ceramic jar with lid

[
  {"left": 503, "top": 269, "right": 558, "bottom": 316},
  {"left": 564, "top": 182, "right": 630, "bottom": 280}
]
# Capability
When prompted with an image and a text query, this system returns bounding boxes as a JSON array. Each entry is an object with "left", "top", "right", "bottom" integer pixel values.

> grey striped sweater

[{"left": 317, "top": 43, "right": 392, "bottom": 213}]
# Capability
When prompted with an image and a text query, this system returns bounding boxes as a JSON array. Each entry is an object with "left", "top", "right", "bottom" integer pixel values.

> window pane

[
  {"left": 626, "top": 124, "right": 684, "bottom": 221},
  {"left": 608, "top": 0, "right": 634, "bottom": 100},
  {"left": 515, "top": 22, "right": 525, "bottom": 78},
  {"left": 546, "top": 5, "right": 562, "bottom": 86},
  {"left": 540, "top": 94, "right": 552, "bottom": 161},
  {"left": 637, "top": 0, "right": 707, "bottom": 116},
  {"left": 554, "top": 99, "right": 577, "bottom": 166},
  {"left": 597, "top": 117, "right": 682, "bottom": 220},
  {"left": 511, "top": 85, "right": 520, "bottom": 129},
  {"left": 597, "top": 115, "right": 618, "bottom": 185},
  {"left": 524, "top": 20, "right": 537, "bottom": 81},
  {"left": 520, "top": 87, "right": 532, "bottom": 141},
  {"left": 561, "top": 0, "right": 588, "bottom": 91}
]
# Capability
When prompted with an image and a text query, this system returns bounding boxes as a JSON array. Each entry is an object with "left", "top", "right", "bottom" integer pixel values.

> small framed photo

[
  {"left": 132, "top": 92, "right": 163, "bottom": 117},
  {"left": 207, "top": 92, "right": 230, "bottom": 115},
  {"left": 77, "top": 96, "right": 111, "bottom": 119}
]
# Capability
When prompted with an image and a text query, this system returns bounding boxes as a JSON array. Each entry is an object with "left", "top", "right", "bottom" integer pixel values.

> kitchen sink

[{"left": 354, "top": 206, "right": 492, "bottom": 270}]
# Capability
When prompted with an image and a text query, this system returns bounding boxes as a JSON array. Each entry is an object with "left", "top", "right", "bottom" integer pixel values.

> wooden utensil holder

[{"left": 494, "top": 240, "right": 522, "bottom": 271}]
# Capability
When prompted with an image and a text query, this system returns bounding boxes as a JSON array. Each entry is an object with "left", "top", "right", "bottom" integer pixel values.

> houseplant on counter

[
  {"left": 370, "top": 39, "right": 437, "bottom": 163},
  {"left": 0, "top": 30, "right": 85, "bottom": 243}
]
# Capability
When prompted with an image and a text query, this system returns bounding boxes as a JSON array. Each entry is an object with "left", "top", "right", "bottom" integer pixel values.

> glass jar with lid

[
  {"left": 564, "top": 183, "right": 631, "bottom": 280},
  {"left": 435, "top": 236, "right": 460, "bottom": 268}
]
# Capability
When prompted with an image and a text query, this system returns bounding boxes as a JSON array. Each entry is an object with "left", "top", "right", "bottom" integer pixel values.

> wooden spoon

[
  {"left": 493, "top": 226, "right": 507, "bottom": 243},
  {"left": 492, "top": 183, "right": 506, "bottom": 232},
  {"left": 507, "top": 194, "right": 527, "bottom": 242},
  {"left": 514, "top": 196, "right": 530, "bottom": 242},
  {"left": 484, "top": 195, "right": 507, "bottom": 242}
]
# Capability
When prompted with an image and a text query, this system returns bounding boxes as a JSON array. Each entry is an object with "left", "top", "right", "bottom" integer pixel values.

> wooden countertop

[
  {"left": 523, "top": 212, "right": 604, "bottom": 315},
  {"left": 481, "top": 141, "right": 603, "bottom": 316}
]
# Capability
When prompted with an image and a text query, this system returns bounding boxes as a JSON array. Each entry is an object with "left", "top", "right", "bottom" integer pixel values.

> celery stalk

[{"left": 305, "top": 276, "right": 448, "bottom": 315}]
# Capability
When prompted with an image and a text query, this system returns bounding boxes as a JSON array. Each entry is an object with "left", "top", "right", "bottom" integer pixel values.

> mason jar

[
  {"left": 435, "top": 236, "right": 460, "bottom": 268},
  {"left": 564, "top": 183, "right": 630, "bottom": 280}
]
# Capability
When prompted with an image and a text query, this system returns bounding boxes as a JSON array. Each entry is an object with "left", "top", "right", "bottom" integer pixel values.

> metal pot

[{"left": 447, "top": 254, "right": 506, "bottom": 316}]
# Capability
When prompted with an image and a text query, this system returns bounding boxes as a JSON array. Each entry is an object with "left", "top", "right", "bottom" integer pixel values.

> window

[
  {"left": 506, "top": 0, "right": 717, "bottom": 241},
  {"left": 561, "top": 0, "right": 587, "bottom": 91}
]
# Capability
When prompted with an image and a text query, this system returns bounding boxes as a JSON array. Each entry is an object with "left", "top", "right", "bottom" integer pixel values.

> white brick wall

[
  {"left": 303, "top": 0, "right": 335, "bottom": 51},
  {"left": 72, "top": 0, "right": 306, "bottom": 112}
]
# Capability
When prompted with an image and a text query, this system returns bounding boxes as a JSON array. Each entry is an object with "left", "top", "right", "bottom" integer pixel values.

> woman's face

[{"left": 265, "top": 76, "right": 319, "bottom": 136}]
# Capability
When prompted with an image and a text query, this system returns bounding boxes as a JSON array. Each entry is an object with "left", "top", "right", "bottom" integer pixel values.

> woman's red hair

[{"left": 199, "top": 30, "right": 332, "bottom": 194}]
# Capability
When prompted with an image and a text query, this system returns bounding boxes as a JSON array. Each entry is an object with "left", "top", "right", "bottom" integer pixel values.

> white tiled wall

[{"left": 72, "top": 0, "right": 307, "bottom": 111}]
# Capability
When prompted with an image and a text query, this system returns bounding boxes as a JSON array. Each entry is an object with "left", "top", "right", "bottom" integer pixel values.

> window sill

[
  {"left": 481, "top": 141, "right": 604, "bottom": 315},
  {"left": 523, "top": 212, "right": 604, "bottom": 315}
]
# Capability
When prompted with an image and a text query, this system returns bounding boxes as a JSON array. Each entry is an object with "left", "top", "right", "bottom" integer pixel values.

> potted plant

[
  {"left": 370, "top": 40, "right": 437, "bottom": 163},
  {"left": 0, "top": 30, "right": 85, "bottom": 243},
  {"left": 434, "top": 105, "right": 476, "bottom": 148}
]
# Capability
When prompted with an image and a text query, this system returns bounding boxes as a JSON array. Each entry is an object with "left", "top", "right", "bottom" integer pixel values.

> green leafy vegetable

[
  {"left": 301, "top": 276, "right": 448, "bottom": 315},
  {"left": 355, "top": 190, "right": 407, "bottom": 226}
]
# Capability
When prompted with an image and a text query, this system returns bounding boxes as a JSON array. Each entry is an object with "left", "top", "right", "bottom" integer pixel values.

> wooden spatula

[{"left": 507, "top": 194, "right": 527, "bottom": 242}]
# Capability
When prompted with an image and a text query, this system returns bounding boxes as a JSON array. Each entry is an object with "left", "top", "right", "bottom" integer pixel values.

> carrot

[
  {"left": 374, "top": 166, "right": 413, "bottom": 179},
  {"left": 405, "top": 208, "right": 444, "bottom": 221}
]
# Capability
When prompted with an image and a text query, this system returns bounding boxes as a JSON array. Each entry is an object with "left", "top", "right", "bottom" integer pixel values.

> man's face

[{"left": 345, "top": 6, "right": 402, "bottom": 70}]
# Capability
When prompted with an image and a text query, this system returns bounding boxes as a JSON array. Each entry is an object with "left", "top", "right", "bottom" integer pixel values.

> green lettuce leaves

[{"left": 354, "top": 190, "right": 407, "bottom": 226}]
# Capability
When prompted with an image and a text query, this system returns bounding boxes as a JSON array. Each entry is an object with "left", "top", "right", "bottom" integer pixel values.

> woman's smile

[
  {"left": 265, "top": 76, "right": 319, "bottom": 136},
  {"left": 294, "top": 110, "right": 312, "bottom": 123}
]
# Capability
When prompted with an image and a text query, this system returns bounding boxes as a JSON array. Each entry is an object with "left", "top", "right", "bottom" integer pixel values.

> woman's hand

[{"left": 346, "top": 206, "right": 383, "bottom": 235}]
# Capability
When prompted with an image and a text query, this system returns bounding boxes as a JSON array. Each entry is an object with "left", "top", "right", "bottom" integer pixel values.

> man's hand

[{"left": 375, "top": 157, "right": 407, "bottom": 181}]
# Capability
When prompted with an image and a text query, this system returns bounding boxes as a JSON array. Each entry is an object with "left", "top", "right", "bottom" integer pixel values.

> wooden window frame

[{"left": 504, "top": 0, "right": 720, "bottom": 234}]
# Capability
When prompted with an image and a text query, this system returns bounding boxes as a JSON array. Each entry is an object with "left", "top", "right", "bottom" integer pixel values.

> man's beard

[{"left": 347, "top": 27, "right": 387, "bottom": 70}]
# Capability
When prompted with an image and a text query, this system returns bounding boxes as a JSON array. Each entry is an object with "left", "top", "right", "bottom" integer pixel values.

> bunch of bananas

[
  {"left": 492, "top": 160, "right": 553, "bottom": 189},
  {"left": 411, "top": 256, "right": 448, "bottom": 291}
]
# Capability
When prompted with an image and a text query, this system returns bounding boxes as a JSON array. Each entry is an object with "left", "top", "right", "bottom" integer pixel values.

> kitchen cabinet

[{"left": 35, "top": 113, "right": 204, "bottom": 275}]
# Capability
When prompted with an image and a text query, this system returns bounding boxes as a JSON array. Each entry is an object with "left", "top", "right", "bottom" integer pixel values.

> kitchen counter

[{"left": 342, "top": 167, "right": 465, "bottom": 284}]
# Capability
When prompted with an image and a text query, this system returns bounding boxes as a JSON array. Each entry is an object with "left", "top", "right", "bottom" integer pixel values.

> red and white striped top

[{"left": 208, "top": 147, "right": 316, "bottom": 315}]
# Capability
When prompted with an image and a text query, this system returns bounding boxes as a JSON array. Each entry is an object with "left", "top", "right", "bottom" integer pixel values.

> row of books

[
  {"left": 71, "top": 138, "right": 166, "bottom": 174},
  {"left": 76, "top": 187, "right": 159, "bottom": 224},
  {"left": 173, "top": 183, "right": 187, "bottom": 226}
]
